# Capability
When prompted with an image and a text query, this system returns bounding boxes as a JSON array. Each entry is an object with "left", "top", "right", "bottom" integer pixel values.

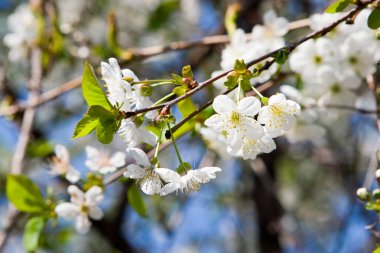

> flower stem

[
  {"left": 131, "top": 79, "right": 173, "bottom": 85},
  {"left": 236, "top": 81, "right": 242, "bottom": 102},
  {"left": 151, "top": 82, "right": 175, "bottom": 87},
  {"left": 154, "top": 128, "right": 163, "bottom": 159},
  {"left": 167, "top": 123, "right": 183, "bottom": 165},
  {"left": 251, "top": 85, "right": 264, "bottom": 98},
  {"left": 152, "top": 92, "right": 175, "bottom": 106}
]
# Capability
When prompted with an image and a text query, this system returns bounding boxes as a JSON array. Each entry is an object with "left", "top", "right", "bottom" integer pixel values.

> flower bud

[
  {"left": 140, "top": 83, "right": 153, "bottom": 97},
  {"left": 373, "top": 189, "right": 380, "bottom": 200},
  {"left": 356, "top": 187, "right": 370, "bottom": 202}
]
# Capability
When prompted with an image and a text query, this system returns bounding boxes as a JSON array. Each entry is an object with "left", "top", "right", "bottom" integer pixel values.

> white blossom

[
  {"left": 205, "top": 95, "right": 264, "bottom": 151},
  {"left": 50, "top": 144, "right": 80, "bottom": 183},
  {"left": 258, "top": 93, "right": 301, "bottom": 137},
  {"left": 118, "top": 119, "right": 157, "bottom": 148},
  {"left": 85, "top": 146, "right": 126, "bottom": 174},
  {"left": 101, "top": 58, "right": 133, "bottom": 111},
  {"left": 228, "top": 134, "right": 276, "bottom": 160},
  {"left": 124, "top": 148, "right": 173, "bottom": 195},
  {"left": 3, "top": 4, "right": 36, "bottom": 62},
  {"left": 55, "top": 185, "right": 104, "bottom": 234}
]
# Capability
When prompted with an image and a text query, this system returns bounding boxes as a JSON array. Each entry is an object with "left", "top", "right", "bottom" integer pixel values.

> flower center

[
  {"left": 314, "top": 55, "right": 322, "bottom": 64},
  {"left": 269, "top": 104, "right": 283, "bottom": 116},
  {"left": 331, "top": 83, "right": 341, "bottom": 93},
  {"left": 80, "top": 204, "right": 89, "bottom": 214},
  {"left": 230, "top": 111, "right": 241, "bottom": 126}
]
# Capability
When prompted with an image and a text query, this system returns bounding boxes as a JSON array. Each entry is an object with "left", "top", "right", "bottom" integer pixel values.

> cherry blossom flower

[
  {"left": 50, "top": 144, "right": 80, "bottom": 183},
  {"left": 258, "top": 93, "right": 301, "bottom": 137},
  {"left": 316, "top": 67, "right": 361, "bottom": 107},
  {"left": 156, "top": 167, "right": 222, "bottom": 195},
  {"left": 118, "top": 119, "right": 157, "bottom": 148},
  {"left": 205, "top": 95, "right": 264, "bottom": 151},
  {"left": 55, "top": 185, "right": 104, "bottom": 234},
  {"left": 85, "top": 146, "right": 126, "bottom": 174},
  {"left": 229, "top": 135, "right": 276, "bottom": 160},
  {"left": 3, "top": 4, "right": 36, "bottom": 62},
  {"left": 101, "top": 58, "right": 132, "bottom": 111},
  {"left": 124, "top": 148, "right": 174, "bottom": 195}
]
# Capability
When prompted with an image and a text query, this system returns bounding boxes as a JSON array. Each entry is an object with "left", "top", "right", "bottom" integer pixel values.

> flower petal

[
  {"left": 126, "top": 147, "right": 150, "bottom": 167},
  {"left": 124, "top": 164, "right": 146, "bottom": 179},
  {"left": 237, "top": 96, "right": 261, "bottom": 116},
  {"left": 55, "top": 203, "right": 80, "bottom": 219},
  {"left": 213, "top": 95, "right": 236, "bottom": 114}
]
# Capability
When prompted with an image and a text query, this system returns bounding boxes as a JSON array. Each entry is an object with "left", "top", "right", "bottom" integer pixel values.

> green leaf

[
  {"left": 373, "top": 246, "right": 380, "bottom": 253},
  {"left": 82, "top": 62, "right": 112, "bottom": 110},
  {"left": 72, "top": 114, "right": 99, "bottom": 139},
  {"left": 177, "top": 98, "right": 196, "bottom": 117},
  {"left": 128, "top": 184, "right": 148, "bottom": 217},
  {"left": 96, "top": 118, "right": 117, "bottom": 144},
  {"left": 275, "top": 49, "right": 289, "bottom": 65},
  {"left": 224, "top": 72, "right": 239, "bottom": 90},
  {"left": 6, "top": 175, "right": 46, "bottom": 213},
  {"left": 172, "top": 86, "right": 187, "bottom": 96},
  {"left": 368, "top": 8, "right": 380, "bottom": 30},
  {"left": 23, "top": 216, "right": 45, "bottom": 252},
  {"left": 171, "top": 74, "right": 183, "bottom": 85},
  {"left": 27, "top": 140, "right": 53, "bottom": 158},
  {"left": 325, "top": 0, "right": 350, "bottom": 13},
  {"left": 182, "top": 65, "right": 193, "bottom": 79},
  {"left": 233, "top": 59, "right": 247, "bottom": 74}
]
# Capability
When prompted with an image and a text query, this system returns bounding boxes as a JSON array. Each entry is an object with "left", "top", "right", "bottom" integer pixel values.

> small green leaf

[
  {"left": 72, "top": 114, "right": 99, "bottom": 139},
  {"left": 128, "top": 184, "right": 148, "bottom": 217},
  {"left": 182, "top": 65, "right": 193, "bottom": 79},
  {"left": 6, "top": 175, "right": 46, "bottom": 213},
  {"left": 373, "top": 246, "right": 380, "bottom": 253},
  {"left": 82, "top": 62, "right": 112, "bottom": 110},
  {"left": 23, "top": 216, "right": 45, "bottom": 252},
  {"left": 97, "top": 118, "right": 117, "bottom": 144},
  {"left": 275, "top": 49, "right": 289, "bottom": 65},
  {"left": 171, "top": 74, "right": 183, "bottom": 85},
  {"left": 368, "top": 8, "right": 380, "bottom": 30},
  {"left": 233, "top": 59, "right": 247, "bottom": 74},
  {"left": 27, "top": 140, "right": 53, "bottom": 158},
  {"left": 325, "top": 0, "right": 350, "bottom": 14},
  {"left": 172, "top": 86, "right": 187, "bottom": 96},
  {"left": 224, "top": 72, "right": 239, "bottom": 90},
  {"left": 177, "top": 98, "right": 196, "bottom": 117}
]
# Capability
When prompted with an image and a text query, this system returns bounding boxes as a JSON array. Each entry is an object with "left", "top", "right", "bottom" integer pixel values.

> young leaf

[
  {"left": 72, "top": 114, "right": 99, "bottom": 139},
  {"left": 128, "top": 184, "right": 148, "bottom": 217},
  {"left": 177, "top": 97, "right": 196, "bottom": 117},
  {"left": 325, "top": 0, "right": 350, "bottom": 14},
  {"left": 233, "top": 59, "right": 247, "bottom": 74},
  {"left": 172, "top": 86, "right": 187, "bottom": 96},
  {"left": 96, "top": 118, "right": 117, "bottom": 144},
  {"left": 6, "top": 175, "right": 46, "bottom": 213},
  {"left": 224, "top": 72, "right": 239, "bottom": 90},
  {"left": 82, "top": 62, "right": 112, "bottom": 110},
  {"left": 23, "top": 216, "right": 45, "bottom": 252},
  {"left": 368, "top": 8, "right": 380, "bottom": 30},
  {"left": 182, "top": 65, "right": 193, "bottom": 79},
  {"left": 171, "top": 74, "right": 183, "bottom": 85}
]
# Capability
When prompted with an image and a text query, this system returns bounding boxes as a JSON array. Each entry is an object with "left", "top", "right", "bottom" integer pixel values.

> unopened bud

[
  {"left": 357, "top": 187, "right": 370, "bottom": 202},
  {"left": 182, "top": 77, "right": 192, "bottom": 84},
  {"left": 188, "top": 80, "right": 198, "bottom": 89},
  {"left": 140, "top": 83, "right": 153, "bottom": 97},
  {"left": 160, "top": 106, "right": 171, "bottom": 116},
  {"left": 373, "top": 189, "right": 380, "bottom": 199}
]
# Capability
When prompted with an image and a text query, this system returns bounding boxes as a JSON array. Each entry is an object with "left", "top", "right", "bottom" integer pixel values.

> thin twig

[{"left": 0, "top": 77, "right": 82, "bottom": 117}]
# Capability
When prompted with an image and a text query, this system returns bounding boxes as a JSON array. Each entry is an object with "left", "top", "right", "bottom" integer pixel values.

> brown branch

[
  {"left": 0, "top": 77, "right": 82, "bottom": 117},
  {"left": 122, "top": 19, "right": 309, "bottom": 60}
]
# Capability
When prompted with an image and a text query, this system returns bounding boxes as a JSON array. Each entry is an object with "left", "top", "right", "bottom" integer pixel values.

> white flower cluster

[
  {"left": 3, "top": 4, "right": 36, "bottom": 62},
  {"left": 123, "top": 147, "right": 221, "bottom": 195},
  {"left": 52, "top": 145, "right": 125, "bottom": 233},
  {"left": 101, "top": 58, "right": 157, "bottom": 148},
  {"left": 289, "top": 9, "right": 380, "bottom": 107},
  {"left": 204, "top": 93, "right": 301, "bottom": 159},
  {"left": 212, "top": 10, "right": 288, "bottom": 92}
]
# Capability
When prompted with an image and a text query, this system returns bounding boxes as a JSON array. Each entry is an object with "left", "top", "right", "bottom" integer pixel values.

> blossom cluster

[{"left": 289, "top": 9, "right": 379, "bottom": 107}]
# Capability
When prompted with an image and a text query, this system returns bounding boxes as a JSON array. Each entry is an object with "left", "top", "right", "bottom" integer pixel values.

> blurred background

[{"left": 0, "top": 0, "right": 379, "bottom": 252}]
